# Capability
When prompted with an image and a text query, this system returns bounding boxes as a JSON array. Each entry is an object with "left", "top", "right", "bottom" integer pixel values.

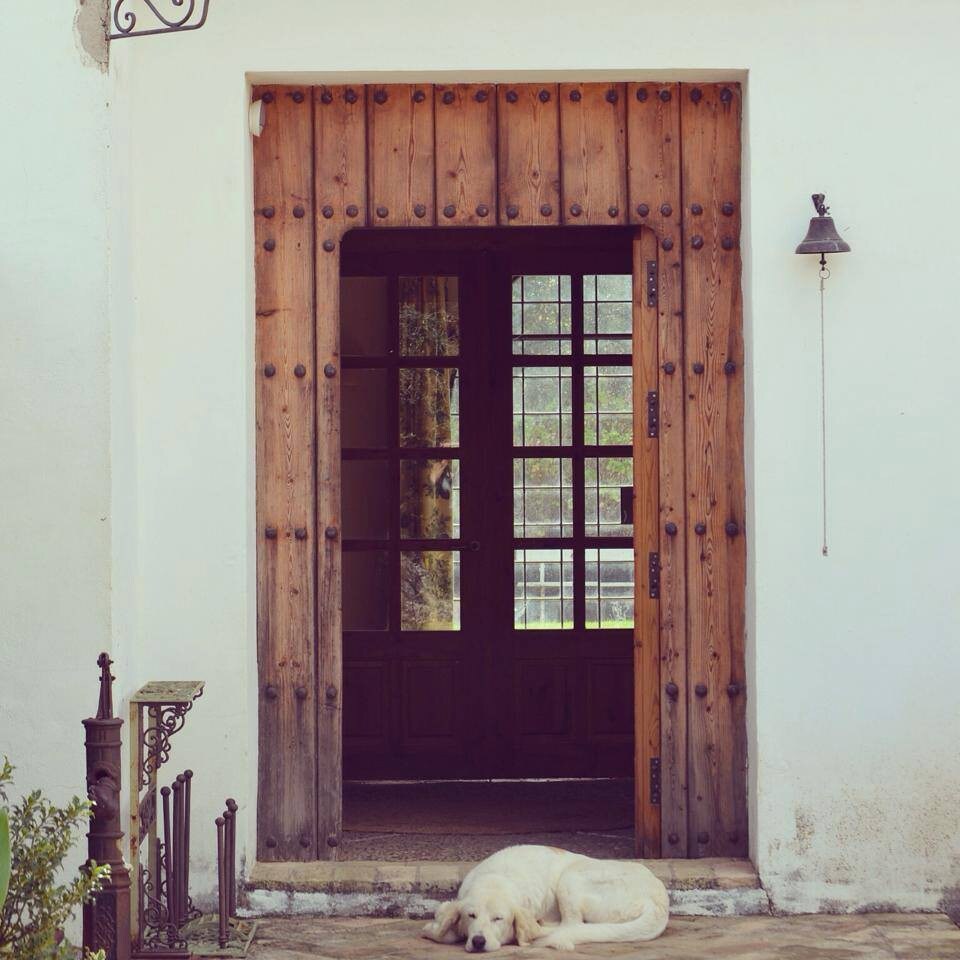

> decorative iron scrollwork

[
  {"left": 139, "top": 861, "right": 186, "bottom": 952},
  {"left": 110, "top": 0, "right": 211, "bottom": 40},
  {"left": 140, "top": 692, "right": 202, "bottom": 787}
]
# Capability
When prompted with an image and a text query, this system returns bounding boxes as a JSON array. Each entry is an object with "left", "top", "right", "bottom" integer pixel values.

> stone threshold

[{"left": 243, "top": 858, "right": 769, "bottom": 918}]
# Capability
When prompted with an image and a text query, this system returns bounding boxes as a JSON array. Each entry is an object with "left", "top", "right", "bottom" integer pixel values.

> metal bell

[{"left": 796, "top": 194, "right": 851, "bottom": 255}]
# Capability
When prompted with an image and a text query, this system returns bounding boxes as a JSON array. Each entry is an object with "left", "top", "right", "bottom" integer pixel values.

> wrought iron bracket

[
  {"left": 110, "top": 1, "right": 211, "bottom": 40},
  {"left": 129, "top": 681, "right": 204, "bottom": 958}
]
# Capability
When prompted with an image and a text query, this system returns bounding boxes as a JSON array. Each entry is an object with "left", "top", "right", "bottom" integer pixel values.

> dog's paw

[
  {"left": 537, "top": 934, "right": 576, "bottom": 952},
  {"left": 421, "top": 921, "right": 442, "bottom": 941}
]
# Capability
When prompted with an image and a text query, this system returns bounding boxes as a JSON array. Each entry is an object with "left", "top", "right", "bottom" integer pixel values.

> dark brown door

[{"left": 340, "top": 230, "right": 635, "bottom": 780}]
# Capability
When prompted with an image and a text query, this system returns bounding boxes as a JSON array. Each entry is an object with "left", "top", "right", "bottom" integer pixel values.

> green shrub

[
  {"left": 0, "top": 758, "right": 108, "bottom": 959},
  {"left": 0, "top": 808, "right": 9, "bottom": 911}
]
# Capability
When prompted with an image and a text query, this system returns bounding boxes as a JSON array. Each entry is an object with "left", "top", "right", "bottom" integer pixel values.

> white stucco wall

[
  {"left": 0, "top": 4, "right": 112, "bottom": 933},
  {"left": 2, "top": 0, "right": 959, "bottom": 926}
]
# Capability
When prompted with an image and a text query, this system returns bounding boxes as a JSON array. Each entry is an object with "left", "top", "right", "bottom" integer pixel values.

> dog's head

[{"left": 432, "top": 896, "right": 542, "bottom": 952}]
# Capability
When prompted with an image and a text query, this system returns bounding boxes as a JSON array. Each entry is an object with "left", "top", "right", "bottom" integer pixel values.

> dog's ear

[
  {"left": 422, "top": 899, "right": 462, "bottom": 943},
  {"left": 513, "top": 906, "right": 542, "bottom": 947}
]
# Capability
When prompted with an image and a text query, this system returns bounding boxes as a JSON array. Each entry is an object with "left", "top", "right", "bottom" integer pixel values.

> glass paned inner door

[{"left": 340, "top": 238, "right": 636, "bottom": 780}]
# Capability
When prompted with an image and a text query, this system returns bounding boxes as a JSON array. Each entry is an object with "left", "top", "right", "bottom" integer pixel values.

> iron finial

[{"left": 96, "top": 652, "right": 114, "bottom": 719}]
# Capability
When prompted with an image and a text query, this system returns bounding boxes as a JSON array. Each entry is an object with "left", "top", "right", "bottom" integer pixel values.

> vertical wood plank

[
  {"left": 633, "top": 227, "right": 661, "bottom": 858},
  {"left": 253, "top": 83, "right": 317, "bottom": 862},
  {"left": 314, "top": 87, "right": 358, "bottom": 860},
  {"left": 680, "top": 81, "right": 747, "bottom": 859},
  {"left": 315, "top": 85, "right": 368, "bottom": 232},
  {"left": 434, "top": 84, "right": 497, "bottom": 226},
  {"left": 367, "top": 83, "right": 435, "bottom": 227},
  {"left": 627, "top": 80, "right": 688, "bottom": 857},
  {"left": 497, "top": 83, "right": 560, "bottom": 225},
  {"left": 559, "top": 83, "right": 627, "bottom": 225}
]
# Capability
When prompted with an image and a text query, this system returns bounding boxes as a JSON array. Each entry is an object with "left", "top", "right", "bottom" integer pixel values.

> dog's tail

[{"left": 539, "top": 900, "right": 669, "bottom": 947}]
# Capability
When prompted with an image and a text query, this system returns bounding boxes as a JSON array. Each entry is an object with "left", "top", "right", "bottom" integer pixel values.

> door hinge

[
  {"left": 648, "top": 552, "right": 661, "bottom": 599},
  {"left": 650, "top": 757, "right": 661, "bottom": 805},
  {"left": 646, "top": 390, "right": 659, "bottom": 439},
  {"left": 646, "top": 259, "right": 657, "bottom": 307}
]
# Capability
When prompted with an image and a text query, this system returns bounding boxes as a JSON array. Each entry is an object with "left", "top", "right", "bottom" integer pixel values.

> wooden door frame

[{"left": 253, "top": 81, "right": 745, "bottom": 862}]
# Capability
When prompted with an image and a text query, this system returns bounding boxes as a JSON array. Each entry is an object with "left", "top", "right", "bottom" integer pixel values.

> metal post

[
  {"left": 161, "top": 785, "right": 173, "bottom": 928},
  {"left": 183, "top": 769, "right": 193, "bottom": 919},
  {"left": 81, "top": 653, "right": 132, "bottom": 960},
  {"left": 216, "top": 817, "right": 228, "bottom": 949},
  {"left": 172, "top": 776, "right": 184, "bottom": 929},
  {"left": 225, "top": 799, "right": 238, "bottom": 917}
]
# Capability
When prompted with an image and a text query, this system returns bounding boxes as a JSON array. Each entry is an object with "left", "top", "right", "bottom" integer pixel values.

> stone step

[{"left": 243, "top": 858, "right": 769, "bottom": 919}]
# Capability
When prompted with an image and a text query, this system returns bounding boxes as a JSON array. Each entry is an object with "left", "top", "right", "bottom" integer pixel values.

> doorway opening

[{"left": 338, "top": 227, "right": 638, "bottom": 859}]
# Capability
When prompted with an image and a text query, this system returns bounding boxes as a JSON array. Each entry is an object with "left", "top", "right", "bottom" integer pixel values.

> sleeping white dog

[{"left": 422, "top": 844, "right": 669, "bottom": 952}]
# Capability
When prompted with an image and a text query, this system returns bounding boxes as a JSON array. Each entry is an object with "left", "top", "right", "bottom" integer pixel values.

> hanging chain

[{"left": 819, "top": 254, "right": 830, "bottom": 557}]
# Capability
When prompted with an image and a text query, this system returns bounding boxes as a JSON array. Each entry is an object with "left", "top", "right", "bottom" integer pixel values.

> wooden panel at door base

[
  {"left": 680, "top": 81, "right": 747, "bottom": 858},
  {"left": 627, "top": 80, "right": 689, "bottom": 858},
  {"left": 253, "top": 84, "right": 318, "bottom": 862}
]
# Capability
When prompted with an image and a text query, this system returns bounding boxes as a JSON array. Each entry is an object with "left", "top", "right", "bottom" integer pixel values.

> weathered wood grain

[
  {"left": 251, "top": 80, "right": 748, "bottom": 862},
  {"left": 253, "top": 84, "right": 317, "bottom": 862},
  {"left": 627, "top": 80, "right": 688, "bottom": 857},
  {"left": 497, "top": 84, "right": 560, "bottom": 225},
  {"left": 367, "top": 83, "right": 435, "bottom": 227},
  {"left": 559, "top": 83, "right": 627, "bottom": 225},
  {"left": 313, "top": 91, "right": 354, "bottom": 860},
  {"left": 315, "top": 85, "right": 368, "bottom": 233},
  {"left": 633, "top": 227, "right": 661, "bottom": 858},
  {"left": 434, "top": 84, "right": 497, "bottom": 226},
  {"left": 680, "top": 81, "right": 747, "bottom": 859}
]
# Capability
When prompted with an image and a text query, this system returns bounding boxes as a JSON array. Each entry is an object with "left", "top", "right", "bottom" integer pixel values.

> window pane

[
  {"left": 584, "top": 366, "right": 633, "bottom": 445},
  {"left": 400, "top": 368, "right": 460, "bottom": 447},
  {"left": 514, "top": 457, "right": 573, "bottom": 538},
  {"left": 512, "top": 366, "right": 572, "bottom": 447},
  {"left": 342, "top": 460, "right": 389, "bottom": 539},
  {"left": 399, "top": 276, "right": 459, "bottom": 356},
  {"left": 585, "top": 457, "right": 634, "bottom": 538},
  {"left": 514, "top": 549, "right": 574, "bottom": 629},
  {"left": 584, "top": 274, "right": 632, "bottom": 355},
  {"left": 343, "top": 551, "right": 389, "bottom": 630},
  {"left": 401, "top": 551, "right": 461, "bottom": 630},
  {"left": 342, "top": 368, "right": 389, "bottom": 449},
  {"left": 512, "top": 274, "right": 572, "bottom": 356},
  {"left": 400, "top": 459, "right": 460, "bottom": 540},
  {"left": 340, "top": 277, "right": 389, "bottom": 356},
  {"left": 585, "top": 548, "right": 635, "bottom": 629}
]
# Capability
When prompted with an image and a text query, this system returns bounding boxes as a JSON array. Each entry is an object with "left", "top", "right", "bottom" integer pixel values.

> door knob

[{"left": 468, "top": 540, "right": 480, "bottom": 552}]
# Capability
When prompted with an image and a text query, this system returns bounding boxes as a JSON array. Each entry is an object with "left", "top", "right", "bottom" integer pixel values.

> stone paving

[{"left": 248, "top": 914, "right": 960, "bottom": 959}]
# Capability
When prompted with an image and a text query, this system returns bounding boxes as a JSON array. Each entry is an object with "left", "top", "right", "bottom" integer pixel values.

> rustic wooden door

[{"left": 253, "top": 81, "right": 746, "bottom": 861}]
